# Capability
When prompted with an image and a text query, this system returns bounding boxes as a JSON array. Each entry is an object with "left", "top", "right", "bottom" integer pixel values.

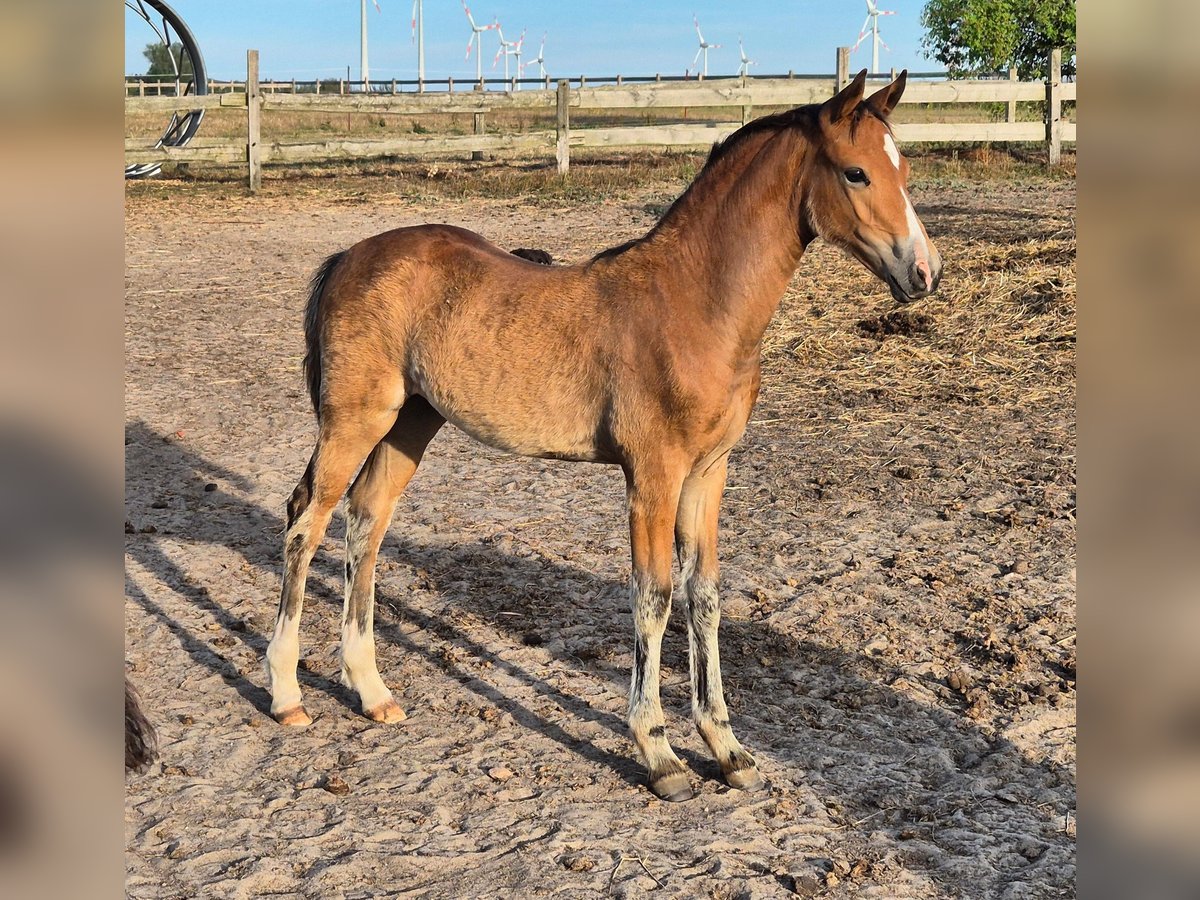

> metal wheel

[{"left": 125, "top": 0, "right": 207, "bottom": 179}]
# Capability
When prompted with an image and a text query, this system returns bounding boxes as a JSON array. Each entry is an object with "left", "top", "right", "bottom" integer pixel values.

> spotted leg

[
  {"left": 265, "top": 407, "right": 398, "bottom": 726},
  {"left": 676, "top": 455, "right": 764, "bottom": 791},
  {"left": 626, "top": 459, "right": 692, "bottom": 801},
  {"left": 341, "top": 398, "right": 444, "bottom": 722}
]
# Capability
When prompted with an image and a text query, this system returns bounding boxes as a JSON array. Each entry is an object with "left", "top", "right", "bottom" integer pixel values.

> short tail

[
  {"left": 125, "top": 678, "right": 157, "bottom": 774},
  {"left": 303, "top": 250, "right": 348, "bottom": 417}
]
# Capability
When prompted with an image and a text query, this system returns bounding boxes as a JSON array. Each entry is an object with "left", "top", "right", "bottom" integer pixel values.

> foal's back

[{"left": 321, "top": 224, "right": 646, "bottom": 462}]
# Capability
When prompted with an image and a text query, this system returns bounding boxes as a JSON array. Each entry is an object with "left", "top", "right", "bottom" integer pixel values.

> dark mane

[
  {"left": 849, "top": 100, "right": 894, "bottom": 139},
  {"left": 591, "top": 102, "right": 870, "bottom": 263}
]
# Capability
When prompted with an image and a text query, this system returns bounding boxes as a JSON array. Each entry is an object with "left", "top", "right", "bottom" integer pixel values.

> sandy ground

[{"left": 125, "top": 168, "right": 1075, "bottom": 898}]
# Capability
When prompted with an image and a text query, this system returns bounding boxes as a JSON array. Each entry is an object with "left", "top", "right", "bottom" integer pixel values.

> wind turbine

[
  {"left": 691, "top": 15, "right": 720, "bottom": 78},
  {"left": 852, "top": 0, "right": 896, "bottom": 75},
  {"left": 462, "top": 0, "right": 498, "bottom": 84},
  {"left": 360, "top": 0, "right": 381, "bottom": 91},
  {"left": 411, "top": 0, "right": 425, "bottom": 85},
  {"left": 493, "top": 24, "right": 525, "bottom": 88},
  {"left": 522, "top": 32, "right": 548, "bottom": 82},
  {"left": 737, "top": 35, "right": 755, "bottom": 77}
]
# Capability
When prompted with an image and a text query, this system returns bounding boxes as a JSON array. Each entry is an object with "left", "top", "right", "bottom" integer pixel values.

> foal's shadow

[
  {"left": 123, "top": 419, "right": 649, "bottom": 784},
  {"left": 374, "top": 532, "right": 1075, "bottom": 812},
  {"left": 125, "top": 418, "right": 1074, "bottom": 826}
]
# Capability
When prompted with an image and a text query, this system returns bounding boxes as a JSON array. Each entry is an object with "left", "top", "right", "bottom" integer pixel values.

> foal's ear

[
  {"left": 822, "top": 69, "right": 868, "bottom": 124},
  {"left": 865, "top": 69, "right": 908, "bottom": 118}
]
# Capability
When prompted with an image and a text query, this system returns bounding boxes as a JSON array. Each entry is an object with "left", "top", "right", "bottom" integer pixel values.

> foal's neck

[{"left": 648, "top": 128, "right": 810, "bottom": 357}]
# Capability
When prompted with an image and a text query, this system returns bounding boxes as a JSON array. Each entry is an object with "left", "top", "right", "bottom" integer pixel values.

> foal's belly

[{"left": 408, "top": 360, "right": 606, "bottom": 463}]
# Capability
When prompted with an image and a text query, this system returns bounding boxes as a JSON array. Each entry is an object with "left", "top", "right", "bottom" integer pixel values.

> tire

[{"left": 125, "top": 0, "right": 208, "bottom": 179}]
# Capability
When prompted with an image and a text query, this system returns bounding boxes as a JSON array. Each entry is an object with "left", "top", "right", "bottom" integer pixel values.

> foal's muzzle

[
  {"left": 885, "top": 259, "right": 942, "bottom": 303},
  {"left": 883, "top": 245, "right": 942, "bottom": 303}
]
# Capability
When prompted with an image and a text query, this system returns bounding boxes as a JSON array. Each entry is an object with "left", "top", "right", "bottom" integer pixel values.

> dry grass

[
  {"left": 765, "top": 235, "right": 1075, "bottom": 408},
  {"left": 751, "top": 185, "right": 1075, "bottom": 491},
  {"left": 125, "top": 142, "right": 1074, "bottom": 209}
]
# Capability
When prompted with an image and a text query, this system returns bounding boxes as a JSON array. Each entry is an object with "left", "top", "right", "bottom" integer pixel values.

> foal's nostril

[{"left": 914, "top": 258, "right": 932, "bottom": 292}]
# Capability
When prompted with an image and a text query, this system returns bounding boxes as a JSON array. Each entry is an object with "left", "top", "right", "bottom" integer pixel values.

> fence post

[
  {"left": 740, "top": 72, "right": 750, "bottom": 126},
  {"left": 836, "top": 47, "right": 850, "bottom": 91},
  {"left": 1007, "top": 66, "right": 1018, "bottom": 123},
  {"left": 1046, "top": 48, "right": 1062, "bottom": 166},
  {"left": 556, "top": 79, "right": 570, "bottom": 175},
  {"left": 472, "top": 83, "right": 485, "bottom": 161},
  {"left": 246, "top": 50, "right": 262, "bottom": 193},
  {"left": 448, "top": 76, "right": 454, "bottom": 93},
  {"left": 473, "top": 111, "right": 485, "bottom": 161}
]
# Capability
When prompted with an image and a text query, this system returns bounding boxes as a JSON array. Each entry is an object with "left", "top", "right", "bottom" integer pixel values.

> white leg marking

[
  {"left": 629, "top": 577, "right": 685, "bottom": 779},
  {"left": 266, "top": 612, "right": 303, "bottom": 713},
  {"left": 341, "top": 512, "right": 394, "bottom": 713},
  {"left": 685, "top": 571, "right": 758, "bottom": 782},
  {"left": 342, "top": 618, "right": 393, "bottom": 712}
]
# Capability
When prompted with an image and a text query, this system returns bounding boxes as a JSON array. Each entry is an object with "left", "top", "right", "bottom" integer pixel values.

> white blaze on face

[
  {"left": 884, "top": 131, "right": 933, "bottom": 287},
  {"left": 883, "top": 133, "right": 901, "bottom": 169}
]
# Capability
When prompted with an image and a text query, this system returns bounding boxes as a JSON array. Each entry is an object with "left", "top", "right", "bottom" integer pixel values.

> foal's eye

[{"left": 844, "top": 167, "right": 870, "bottom": 185}]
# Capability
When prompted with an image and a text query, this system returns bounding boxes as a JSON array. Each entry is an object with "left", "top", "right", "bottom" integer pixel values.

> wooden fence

[
  {"left": 125, "top": 69, "right": 954, "bottom": 97},
  {"left": 125, "top": 48, "right": 1076, "bottom": 190}
]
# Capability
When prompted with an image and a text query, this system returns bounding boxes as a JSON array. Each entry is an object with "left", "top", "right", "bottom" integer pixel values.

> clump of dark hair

[{"left": 510, "top": 248, "right": 554, "bottom": 265}]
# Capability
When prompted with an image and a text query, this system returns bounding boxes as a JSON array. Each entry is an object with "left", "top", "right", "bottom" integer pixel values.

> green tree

[
  {"left": 920, "top": 0, "right": 1075, "bottom": 79},
  {"left": 142, "top": 41, "right": 194, "bottom": 79}
]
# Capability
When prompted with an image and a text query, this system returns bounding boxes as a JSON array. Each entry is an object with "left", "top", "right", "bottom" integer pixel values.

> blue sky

[{"left": 126, "top": 1, "right": 939, "bottom": 81}]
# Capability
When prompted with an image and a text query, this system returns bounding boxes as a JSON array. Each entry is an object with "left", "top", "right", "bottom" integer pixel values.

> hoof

[
  {"left": 364, "top": 699, "right": 407, "bottom": 723},
  {"left": 725, "top": 765, "right": 765, "bottom": 793},
  {"left": 274, "top": 705, "right": 313, "bottom": 727},
  {"left": 649, "top": 771, "right": 693, "bottom": 802}
]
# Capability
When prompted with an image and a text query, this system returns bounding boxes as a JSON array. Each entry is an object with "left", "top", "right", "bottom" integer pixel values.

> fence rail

[
  {"left": 125, "top": 48, "right": 1076, "bottom": 189},
  {"left": 124, "top": 70, "right": 960, "bottom": 97}
]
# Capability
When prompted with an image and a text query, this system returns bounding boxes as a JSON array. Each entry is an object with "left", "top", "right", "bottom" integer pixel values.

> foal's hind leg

[
  {"left": 626, "top": 461, "right": 692, "bottom": 801},
  {"left": 341, "top": 398, "right": 444, "bottom": 722},
  {"left": 266, "top": 408, "right": 399, "bottom": 726},
  {"left": 676, "top": 457, "right": 764, "bottom": 792}
]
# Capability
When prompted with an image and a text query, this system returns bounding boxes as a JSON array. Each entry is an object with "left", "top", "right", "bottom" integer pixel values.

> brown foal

[{"left": 265, "top": 70, "right": 942, "bottom": 801}]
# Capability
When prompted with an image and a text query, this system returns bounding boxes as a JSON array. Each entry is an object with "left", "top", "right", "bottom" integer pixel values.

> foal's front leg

[
  {"left": 626, "top": 468, "right": 692, "bottom": 801},
  {"left": 676, "top": 459, "right": 764, "bottom": 791}
]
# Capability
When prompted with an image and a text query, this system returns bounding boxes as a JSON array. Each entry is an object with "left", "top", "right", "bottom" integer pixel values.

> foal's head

[{"left": 803, "top": 70, "right": 942, "bottom": 303}]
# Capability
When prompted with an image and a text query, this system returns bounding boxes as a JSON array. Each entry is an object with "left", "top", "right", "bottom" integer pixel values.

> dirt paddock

[{"left": 125, "top": 158, "right": 1076, "bottom": 898}]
